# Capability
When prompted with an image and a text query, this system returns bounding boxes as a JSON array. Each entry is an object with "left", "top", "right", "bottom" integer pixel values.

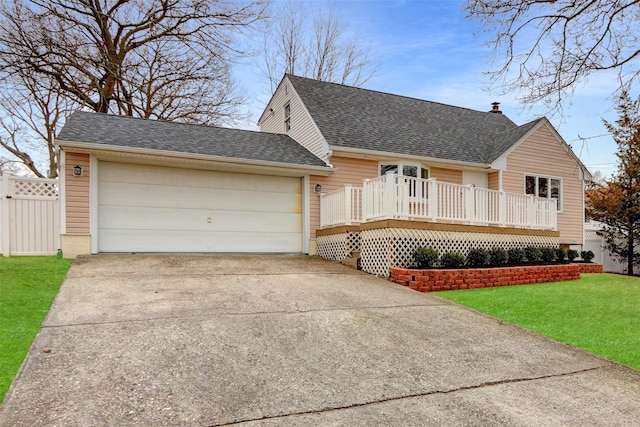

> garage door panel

[
  {"left": 99, "top": 206, "right": 302, "bottom": 233},
  {"left": 99, "top": 229, "right": 302, "bottom": 253},
  {"left": 98, "top": 162, "right": 303, "bottom": 253},
  {"left": 100, "top": 162, "right": 301, "bottom": 193},
  {"left": 99, "top": 182, "right": 300, "bottom": 213}
]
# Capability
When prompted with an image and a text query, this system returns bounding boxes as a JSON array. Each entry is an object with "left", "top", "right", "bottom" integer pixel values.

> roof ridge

[{"left": 285, "top": 73, "right": 510, "bottom": 118}]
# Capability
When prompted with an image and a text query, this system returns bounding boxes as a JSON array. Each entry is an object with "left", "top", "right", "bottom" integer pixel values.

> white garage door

[{"left": 98, "top": 162, "right": 302, "bottom": 253}]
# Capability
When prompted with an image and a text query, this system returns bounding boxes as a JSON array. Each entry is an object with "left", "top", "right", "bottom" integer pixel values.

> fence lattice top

[{"left": 11, "top": 177, "right": 59, "bottom": 198}]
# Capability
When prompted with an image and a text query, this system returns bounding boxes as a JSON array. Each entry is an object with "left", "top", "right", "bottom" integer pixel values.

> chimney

[{"left": 489, "top": 101, "right": 502, "bottom": 114}]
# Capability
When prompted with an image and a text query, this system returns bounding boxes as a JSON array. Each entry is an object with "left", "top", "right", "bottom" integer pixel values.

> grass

[
  {"left": 0, "top": 256, "right": 73, "bottom": 403},
  {"left": 435, "top": 273, "right": 640, "bottom": 370}
]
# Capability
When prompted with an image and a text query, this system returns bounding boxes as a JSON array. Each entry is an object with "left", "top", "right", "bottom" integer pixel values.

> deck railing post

[
  {"left": 499, "top": 190, "right": 507, "bottom": 227},
  {"left": 344, "top": 184, "right": 352, "bottom": 225},
  {"left": 464, "top": 185, "right": 475, "bottom": 224},
  {"left": 362, "top": 179, "right": 370, "bottom": 221},
  {"left": 384, "top": 172, "right": 396, "bottom": 219},
  {"left": 428, "top": 178, "right": 438, "bottom": 221},
  {"left": 527, "top": 195, "right": 536, "bottom": 228}
]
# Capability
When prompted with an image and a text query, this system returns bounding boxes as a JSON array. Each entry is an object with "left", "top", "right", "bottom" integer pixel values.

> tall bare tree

[
  {"left": 0, "top": 73, "right": 72, "bottom": 178},
  {"left": 465, "top": 0, "right": 640, "bottom": 112},
  {"left": 262, "top": 1, "right": 376, "bottom": 92},
  {"left": 0, "top": 0, "right": 266, "bottom": 177}
]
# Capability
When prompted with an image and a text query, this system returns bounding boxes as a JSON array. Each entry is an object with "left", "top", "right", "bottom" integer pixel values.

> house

[
  {"left": 258, "top": 75, "right": 591, "bottom": 275},
  {"left": 56, "top": 74, "right": 591, "bottom": 276}
]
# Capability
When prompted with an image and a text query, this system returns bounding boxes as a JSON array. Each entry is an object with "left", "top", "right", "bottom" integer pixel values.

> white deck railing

[
  {"left": 320, "top": 173, "right": 557, "bottom": 230},
  {"left": 319, "top": 185, "right": 363, "bottom": 227}
]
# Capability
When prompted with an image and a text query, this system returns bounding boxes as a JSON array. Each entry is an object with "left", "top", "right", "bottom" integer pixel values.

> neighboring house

[{"left": 56, "top": 74, "right": 590, "bottom": 276}]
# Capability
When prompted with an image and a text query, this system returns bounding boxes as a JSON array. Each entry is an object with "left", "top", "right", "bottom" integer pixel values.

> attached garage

[
  {"left": 98, "top": 162, "right": 303, "bottom": 253},
  {"left": 56, "top": 111, "right": 333, "bottom": 257}
]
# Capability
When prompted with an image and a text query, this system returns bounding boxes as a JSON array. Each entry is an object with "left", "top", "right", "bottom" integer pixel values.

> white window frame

[
  {"left": 284, "top": 102, "right": 291, "bottom": 132},
  {"left": 378, "top": 161, "right": 429, "bottom": 179},
  {"left": 524, "top": 173, "right": 563, "bottom": 212},
  {"left": 379, "top": 161, "right": 429, "bottom": 200}
]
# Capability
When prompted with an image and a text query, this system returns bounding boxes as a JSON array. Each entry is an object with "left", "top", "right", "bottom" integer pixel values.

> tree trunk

[{"left": 627, "top": 232, "right": 634, "bottom": 276}]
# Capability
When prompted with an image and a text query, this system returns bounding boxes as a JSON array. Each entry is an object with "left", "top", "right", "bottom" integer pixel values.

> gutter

[{"left": 55, "top": 139, "right": 336, "bottom": 176}]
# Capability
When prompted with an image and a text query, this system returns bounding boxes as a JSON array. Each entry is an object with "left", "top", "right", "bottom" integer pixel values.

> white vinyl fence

[
  {"left": 0, "top": 173, "right": 60, "bottom": 256},
  {"left": 583, "top": 221, "right": 626, "bottom": 274}
]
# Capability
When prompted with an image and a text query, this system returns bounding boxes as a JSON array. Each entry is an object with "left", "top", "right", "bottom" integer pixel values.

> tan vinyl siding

[
  {"left": 260, "top": 79, "right": 327, "bottom": 161},
  {"left": 488, "top": 171, "right": 499, "bottom": 190},
  {"left": 430, "top": 167, "right": 462, "bottom": 184},
  {"left": 65, "top": 152, "right": 90, "bottom": 234},
  {"left": 310, "top": 156, "right": 378, "bottom": 238},
  {"left": 502, "top": 125, "right": 584, "bottom": 244}
]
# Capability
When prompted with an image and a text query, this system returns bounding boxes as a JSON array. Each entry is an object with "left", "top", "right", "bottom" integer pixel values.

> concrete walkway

[{"left": 1, "top": 254, "right": 639, "bottom": 426}]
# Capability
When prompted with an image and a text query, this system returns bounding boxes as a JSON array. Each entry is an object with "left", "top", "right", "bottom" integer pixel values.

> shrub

[
  {"left": 524, "top": 246, "right": 542, "bottom": 263},
  {"left": 441, "top": 251, "right": 466, "bottom": 268},
  {"left": 466, "top": 248, "right": 490, "bottom": 267},
  {"left": 556, "top": 247, "right": 567, "bottom": 262},
  {"left": 489, "top": 247, "right": 509, "bottom": 266},
  {"left": 414, "top": 246, "right": 439, "bottom": 268},
  {"left": 507, "top": 248, "right": 526, "bottom": 265},
  {"left": 581, "top": 250, "right": 595, "bottom": 263},
  {"left": 540, "top": 247, "right": 557, "bottom": 263},
  {"left": 567, "top": 249, "right": 579, "bottom": 261}
]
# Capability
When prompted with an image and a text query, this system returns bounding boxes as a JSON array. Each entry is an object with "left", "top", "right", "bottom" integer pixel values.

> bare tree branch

[
  {"left": 261, "top": 1, "right": 376, "bottom": 91},
  {"left": 466, "top": 0, "right": 640, "bottom": 113},
  {"left": 0, "top": 0, "right": 266, "bottom": 176}
]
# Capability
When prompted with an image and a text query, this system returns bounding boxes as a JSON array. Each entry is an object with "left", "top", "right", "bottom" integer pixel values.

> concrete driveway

[{"left": 1, "top": 255, "right": 639, "bottom": 426}]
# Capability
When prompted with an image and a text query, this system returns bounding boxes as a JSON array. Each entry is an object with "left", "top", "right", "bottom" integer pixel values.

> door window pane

[
  {"left": 421, "top": 168, "right": 429, "bottom": 179},
  {"left": 403, "top": 165, "right": 418, "bottom": 177},
  {"left": 380, "top": 164, "right": 398, "bottom": 175}
]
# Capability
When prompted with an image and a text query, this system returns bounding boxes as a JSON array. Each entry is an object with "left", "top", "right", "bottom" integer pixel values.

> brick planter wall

[
  {"left": 390, "top": 264, "right": 582, "bottom": 292},
  {"left": 574, "top": 263, "right": 603, "bottom": 273}
]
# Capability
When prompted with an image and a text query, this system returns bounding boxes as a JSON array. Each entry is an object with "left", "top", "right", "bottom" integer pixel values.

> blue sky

[{"left": 238, "top": 0, "right": 620, "bottom": 178}]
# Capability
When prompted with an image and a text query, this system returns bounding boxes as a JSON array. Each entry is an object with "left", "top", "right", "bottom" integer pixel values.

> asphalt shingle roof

[
  {"left": 57, "top": 111, "right": 328, "bottom": 168},
  {"left": 286, "top": 74, "right": 532, "bottom": 164}
]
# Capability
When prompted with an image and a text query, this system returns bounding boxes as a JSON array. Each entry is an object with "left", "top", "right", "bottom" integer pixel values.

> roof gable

[
  {"left": 57, "top": 111, "right": 329, "bottom": 169},
  {"left": 492, "top": 117, "right": 591, "bottom": 179},
  {"left": 285, "top": 74, "right": 519, "bottom": 164}
]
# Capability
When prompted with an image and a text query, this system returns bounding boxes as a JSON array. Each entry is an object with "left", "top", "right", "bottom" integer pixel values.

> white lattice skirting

[
  {"left": 359, "top": 228, "right": 559, "bottom": 277},
  {"left": 316, "top": 231, "right": 361, "bottom": 262}
]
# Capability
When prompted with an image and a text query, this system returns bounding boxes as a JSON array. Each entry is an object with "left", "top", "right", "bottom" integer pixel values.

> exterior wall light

[
  {"left": 314, "top": 184, "right": 322, "bottom": 193},
  {"left": 73, "top": 165, "right": 83, "bottom": 177}
]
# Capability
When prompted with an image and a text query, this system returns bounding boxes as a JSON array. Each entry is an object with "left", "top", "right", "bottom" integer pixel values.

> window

[
  {"left": 380, "top": 162, "right": 429, "bottom": 197},
  {"left": 379, "top": 162, "right": 428, "bottom": 179},
  {"left": 525, "top": 174, "right": 562, "bottom": 211},
  {"left": 284, "top": 102, "right": 291, "bottom": 132}
]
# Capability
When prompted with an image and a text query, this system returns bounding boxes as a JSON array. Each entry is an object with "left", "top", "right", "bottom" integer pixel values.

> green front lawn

[
  {"left": 0, "top": 256, "right": 73, "bottom": 403},
  {"left": 435, "top": 273, "right": 640, "bottom": 370}
]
